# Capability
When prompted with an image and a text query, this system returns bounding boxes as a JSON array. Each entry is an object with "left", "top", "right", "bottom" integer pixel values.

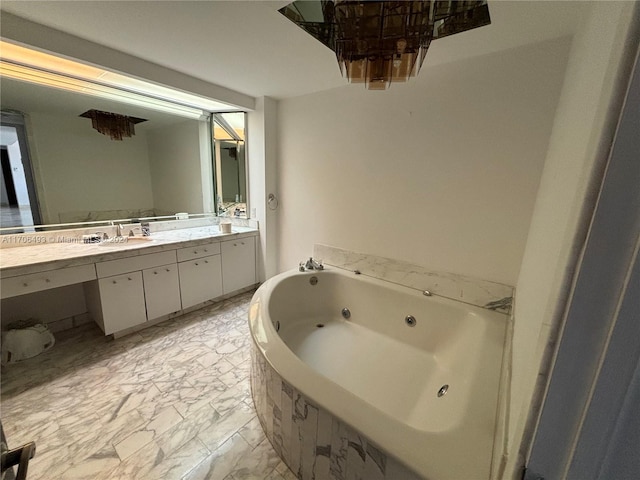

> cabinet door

[
  {"left": 143, "top": 264, "right": 181, "bottom": 320},
  {"left": 178, "top": 254, "right": 223, "bottom": 309},
  {"left": 221, "top": 236, "right": 256, "bottom": 294},
  {"left": 98, "top": 271, "right": 147, "bottom": 335}
]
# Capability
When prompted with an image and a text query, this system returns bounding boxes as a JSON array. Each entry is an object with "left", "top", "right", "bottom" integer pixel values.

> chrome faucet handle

[
  {"left": 303, "top": 257, "right": 324, "bottom": 270},
  {"left": 299, "top": 261, "right": 306, "bottom": 272}
]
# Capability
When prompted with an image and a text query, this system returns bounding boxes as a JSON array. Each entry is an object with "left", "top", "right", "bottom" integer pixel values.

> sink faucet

[
  {"left": 300, "top": 257, "right": 324, "bottom": 271},
  {"left": 116, "top": 224, "right": 123, "bottom": 237}
]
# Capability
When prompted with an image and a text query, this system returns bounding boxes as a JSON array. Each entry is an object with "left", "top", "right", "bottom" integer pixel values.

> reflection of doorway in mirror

[
  {"left": 220, "top": 141, "right": 241, "bottom": 200},
  {"left": 218, "top": 140, "right": 246, "bottom": 217},
  {"left": 0, "top": 123, "right": 37, "bottom": 232}
]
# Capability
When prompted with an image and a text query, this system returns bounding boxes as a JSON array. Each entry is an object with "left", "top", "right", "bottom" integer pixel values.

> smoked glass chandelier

[
  {"left": 80, "top": 109, "right": 147, "bottom": 141},
  {"left": 280, "top": 1, "right": 491, "bottom": 90}
]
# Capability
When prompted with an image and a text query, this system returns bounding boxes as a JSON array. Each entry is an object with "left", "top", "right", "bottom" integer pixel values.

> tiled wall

[{"left": 250, "top": 344, "right": 423, "bottom": 480}]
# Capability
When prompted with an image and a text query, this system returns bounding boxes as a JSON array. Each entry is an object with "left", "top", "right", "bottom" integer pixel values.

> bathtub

[{"left": 249, "top": 266, "right": 508, "bottom": 480}]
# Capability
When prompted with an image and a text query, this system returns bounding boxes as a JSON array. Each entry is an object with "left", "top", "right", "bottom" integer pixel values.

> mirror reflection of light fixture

[
  {"left": 0, "top": 40, "right": 240, "bottom": 116},
  {"left": 80, "top": 109, "right": 147, "bottom": 141},
  {"left": 280, "top": 1, "right": 491, "bottom": 90}
]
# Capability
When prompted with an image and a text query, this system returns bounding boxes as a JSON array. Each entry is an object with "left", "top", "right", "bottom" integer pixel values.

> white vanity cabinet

[
  {"left": 2, "top": 229, "right": 259, "bottom": 337},
  {"left": 221, "top": 236, "right": 256, "bottom": 294},
  {"left": 142, "top": 264, "right": 181, "bottom": 321},
  {"left": 95, "top": 272, "right": 147, "bottom": 335},
  {"left": 87, "top": 250, "right": 179, "bottom": 335},
  {"left": 177, "top": 243, "right": 223, "bottom": 309},
  {"left": 1, "top": 264, "right": 96, "bottom": 299}
]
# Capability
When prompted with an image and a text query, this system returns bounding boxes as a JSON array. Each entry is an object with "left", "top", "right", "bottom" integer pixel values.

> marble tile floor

[{"left": 0, "top": 291, "right": 296, "bottom": 480}]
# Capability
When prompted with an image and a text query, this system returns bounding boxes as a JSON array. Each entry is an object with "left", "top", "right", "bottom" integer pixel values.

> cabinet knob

[
  {"left": 45, "top": 278, "right": 51, "bottom": 283},
  {"left": 204, "top": 260, "right": 208, "bottom": 264},
  {"left": 195, "top": 262, "right": 199, "bottom": 266},
  {"left": 128, "top": 277, "right": 132, "bottom": 281},
  {"left": 233, "top": 243, "right": 237, "bottom": 246},
  {"left": 241, "top": 242, "right": 245, "bottom": 245},
  {"left": 193, "top": 251, "right": 197, "bottom": 254},
  {"left": 154, "top": 271, "right": 158, "bottom": 275},
  {"left": 166, "top": 268, "right": 170, "bottom": 272},
  {"left": 204, "top": 249, "right": 208, "bottom": 252},
  {"left": 23, "top": 282, "right": 28, "bottom": 287},
  {"left": 112, "top": 280, "right": 117, "bottom": 284}
]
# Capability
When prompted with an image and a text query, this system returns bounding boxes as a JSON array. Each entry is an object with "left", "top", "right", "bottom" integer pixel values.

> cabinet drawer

[
  {"left": 96, "top": 251, "right": 177, "bottom": 278},
  {"left": 176, "top": 242, "right": 220, "bottom": 262},
  {"left": 1, "top": 264, "right": 96, "bottom": 299}
]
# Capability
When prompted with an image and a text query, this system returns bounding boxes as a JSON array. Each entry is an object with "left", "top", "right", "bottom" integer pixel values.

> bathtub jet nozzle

[{"left": 341, "top": 307, "right": 351, "bottom": 319}]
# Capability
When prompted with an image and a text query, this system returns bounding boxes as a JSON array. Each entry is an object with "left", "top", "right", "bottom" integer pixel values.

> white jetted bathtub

[{"left": 249, "top": 266, "right": 508, "bottom": 480}]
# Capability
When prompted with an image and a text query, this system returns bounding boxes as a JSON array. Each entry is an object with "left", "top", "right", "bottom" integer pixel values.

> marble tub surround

[
  {"left": 0, "top": 225, "right": 258, "bottom": 275},
  {"left": 251, "top": 347, "right": 422, "bottom": 480},
  {"left": 0, "top": 291, "right": 295, "bottom": 480},
  {"left": 314, "top": 244, "right": 514, "bottom": 313}
]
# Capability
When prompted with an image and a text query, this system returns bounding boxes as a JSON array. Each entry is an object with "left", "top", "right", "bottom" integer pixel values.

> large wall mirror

[
  {"left": 0, "top": 55, "right": 249, "bottom": 232},
  {"left": 212, "top": 112, "right": 247, "bottom": 218}
]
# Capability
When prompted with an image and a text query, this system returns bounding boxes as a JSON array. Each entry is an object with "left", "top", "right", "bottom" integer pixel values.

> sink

[{"left": 99, "top": 236, "right": 153, "bottom": 247}]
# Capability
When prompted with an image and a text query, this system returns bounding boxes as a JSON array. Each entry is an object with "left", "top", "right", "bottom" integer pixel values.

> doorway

[{"left": 0, "top": 112, "right": 41, "bottom": 231}]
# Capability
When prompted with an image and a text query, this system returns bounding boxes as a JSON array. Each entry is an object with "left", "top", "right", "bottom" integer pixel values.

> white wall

[
  {"left": 28, "top": 111, "right": 154, "bottom": 223},
  {"left": 249, "top": 97, "right": 278, "bottom": 281},
  {"left": 507, "top": 2, "right": 639, "bottom": 477},
  {"left": 276, "top": 37, "right": 571, "bottom": 285},
  {"left": 146, "top": 119, "right": 204, "bottom": 214}
]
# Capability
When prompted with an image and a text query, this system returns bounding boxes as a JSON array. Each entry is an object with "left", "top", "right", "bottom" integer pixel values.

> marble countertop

[{"left": 0, "top": 226, "right": 258, "bottom": 278}]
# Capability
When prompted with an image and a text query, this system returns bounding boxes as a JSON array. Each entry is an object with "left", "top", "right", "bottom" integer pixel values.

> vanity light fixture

[
  {"left": 80, "top": 109, "right": 147, "bottom": 141},
  {"left": 0, "top": 41, "right": 239, "bottom": 117},
  {"left": 279, "top": 0, "right": 491, "bottom": 90}
]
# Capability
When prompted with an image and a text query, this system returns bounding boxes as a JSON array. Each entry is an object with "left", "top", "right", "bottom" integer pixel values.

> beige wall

[
  {"left": 28, "top": 111, "right": 154, "bottom": 224},
  {"left": 507, "top": 2, "right": 639, "bottom": 477},
  {"left": 146, "top": 119, "right": 204, "bottom": 214},
  {"left": 276, "top": 37, "right": 571, "bottom": 286}
]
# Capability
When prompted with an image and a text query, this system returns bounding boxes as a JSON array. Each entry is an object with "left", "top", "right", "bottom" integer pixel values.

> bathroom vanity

[{"left": 0, "top": 224, "right": 258, "bottom": 337}]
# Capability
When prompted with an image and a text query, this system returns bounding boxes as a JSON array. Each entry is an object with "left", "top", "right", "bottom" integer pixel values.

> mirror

[
  {"left": 0, "top": 71, "right": 249, "bottom": 231},
  {"left": 212, "top": 112, "right": 247, "bottom": 217}
]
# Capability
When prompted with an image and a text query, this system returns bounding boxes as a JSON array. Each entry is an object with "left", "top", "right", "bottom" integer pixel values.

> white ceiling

[{"left": 0, "top": 1, "right": 587, "bottom": 100}]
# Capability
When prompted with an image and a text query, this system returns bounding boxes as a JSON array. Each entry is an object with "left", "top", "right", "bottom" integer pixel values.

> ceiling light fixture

[
  {"left": 280, "top": 1, "right": 491, "bottom": 90},
  {"left": 80, "top": 109, "right": 147, "bottom": 141}
]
